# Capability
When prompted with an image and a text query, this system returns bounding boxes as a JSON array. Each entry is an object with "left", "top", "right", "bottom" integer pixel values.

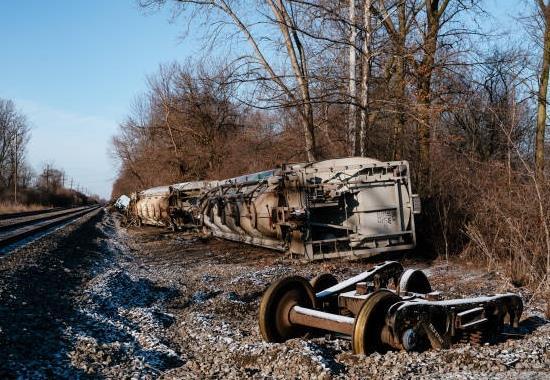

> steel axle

[
  {"left": 259, "top": 261, "right": 524, "bottom": 355},
  {"left": 289, "top": 306, "right": 354, "bottom": 335}
]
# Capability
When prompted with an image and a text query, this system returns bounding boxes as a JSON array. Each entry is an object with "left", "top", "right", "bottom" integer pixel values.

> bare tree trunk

[
  {"left": 349, "top": 0, "right": 358, "bottom": 156},
  {"left": 417, "top": 74, "right": 433, "bottom": 182},
  {"left": 374, "top": 0, "right": 414, "bottom": 160},
  {"left": 392, "top": 1, "right": 406, "bottom": 160},
  {"left": 270, "top": 0, "right": 317, "bottom": 161},
  {"left": 415, "top": 0, "right": 448, "bottom": 185},
  {"left": 359, "top": 0, "right": 372, "bottom": 157},
  {"left": 211, "top": 0, "right": 316, "bottom": 161},
  {"left": 536, "top": 0, "right": 550, "bottom": 178}
]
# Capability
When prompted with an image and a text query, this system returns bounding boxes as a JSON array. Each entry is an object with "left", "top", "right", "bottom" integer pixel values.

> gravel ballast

[{"left": 0, "top": 211, "right": 548, "bottom": 379}]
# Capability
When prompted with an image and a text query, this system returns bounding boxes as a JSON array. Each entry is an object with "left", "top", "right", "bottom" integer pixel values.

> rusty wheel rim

[
  {"left": 259, "top": 276, "right": 315, "bottom": 343},
  {"left": 352, "top": 289, "right": 401, "bottom": 355}
]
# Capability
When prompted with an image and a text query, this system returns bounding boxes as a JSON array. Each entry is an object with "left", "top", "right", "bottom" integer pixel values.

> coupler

[{"left": 259, "top": 261, "right": 523, "bottom": 355}]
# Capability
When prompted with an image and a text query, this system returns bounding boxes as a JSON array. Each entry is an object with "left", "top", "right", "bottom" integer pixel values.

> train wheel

[
  {"left": 352, "top": 290, "right": 401, "bottom": 355},
  {"left": 398, "top": 269, "right": 432, "bottom": 294},
  {"left": 310, "top": 273, "right": 338, "bottom": 293},
  {"left": 259, "top": 276, "right": 316, "bottom": 343},
  {"left": 310, "top": 273, "right": 339, "bottom": 313}
]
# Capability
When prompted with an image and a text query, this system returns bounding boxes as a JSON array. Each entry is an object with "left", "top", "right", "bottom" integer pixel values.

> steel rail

[
  {"left": 0, "top": 205, "right": 101, "bottom": 247},
  {"left": 0, "top": 206, "right": 90, "bottom": 232},
  {"left": 0, "top": 207, "right": 64, "bottom": 221}
]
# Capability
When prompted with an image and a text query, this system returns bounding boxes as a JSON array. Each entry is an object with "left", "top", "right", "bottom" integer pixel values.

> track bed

[
  {"left": 0, "top": 212, "right": 548, "bottom": 379},
  {"left": 118, "top": 219, "right": 550, "bottom": 379}
]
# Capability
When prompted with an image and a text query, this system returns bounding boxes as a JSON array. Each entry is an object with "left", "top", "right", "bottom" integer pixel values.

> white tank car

[
  {"left": 130, "top": 181, "right": 215, "bottom": 228},
  {"left": 201, "top": 157, "right": 420, "bottom": 260},
  {"left": 132, "top": 186, "right": 172, "bottom": 227}
]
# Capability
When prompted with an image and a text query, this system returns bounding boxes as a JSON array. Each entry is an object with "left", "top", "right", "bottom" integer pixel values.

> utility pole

[
  {"left": 45, "top": 165, "right": 50, "bottom": 192},
  {"left": 13, "top": 130, "right": 18, "bottom": 204}
]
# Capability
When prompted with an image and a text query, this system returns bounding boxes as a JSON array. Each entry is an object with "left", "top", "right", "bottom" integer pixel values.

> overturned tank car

[
  {"left": 129, "top": 186, "right": 172, "bottom": 227},
  {"left": 202, "top": 157, "right": 420, "bottom": 260},
  {"left": 113, "top": 194, "right": 131, "bottom": 211},
  {"left": 130, "top": 181, "right": 213, "bottom": 229},
  {"left": 259, "top": 261, "right": 523, "bottom": 354},
  {"left": 168, "top": 181, "right": 217, "bottom": 228}
]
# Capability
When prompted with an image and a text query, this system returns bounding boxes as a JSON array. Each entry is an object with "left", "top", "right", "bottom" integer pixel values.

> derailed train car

[
  {"left": 202, "top": 157, "right": 420, "bottom": 260},
  {"left": 128, "top": 186, "right": 171, "bottom": 227},
  {"left": 129, "top": 181, "right": 214, "bottom": 229},
  {"left": 128, "top": 157, "right": 420, "bottom": 260},
  {"left": 168, "top": 181, "right": 217, "bottom": 228}
]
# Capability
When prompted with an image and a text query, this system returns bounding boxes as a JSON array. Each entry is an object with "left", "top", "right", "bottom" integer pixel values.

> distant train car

[
  {"left": 114, "top": 194, "right": 131, "bottom": 211},
  {"left": 202, "top": 157, "right": 420, "bottom": 260}
]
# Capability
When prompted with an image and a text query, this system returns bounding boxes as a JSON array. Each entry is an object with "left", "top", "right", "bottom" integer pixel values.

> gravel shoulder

[
  {"left": 119, "top": 215, "right": 549, "bottom": 379},
  {"left": 0, "top": 211, "right": 548, "bottom": 379}
]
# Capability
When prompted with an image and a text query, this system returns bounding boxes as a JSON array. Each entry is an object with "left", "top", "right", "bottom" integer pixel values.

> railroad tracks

[
  {"left": 0, "top": 205, "right": 101, "bottom": 248},
  {"left": 0, "top": 207, "right": 64, "bottom": 221}
]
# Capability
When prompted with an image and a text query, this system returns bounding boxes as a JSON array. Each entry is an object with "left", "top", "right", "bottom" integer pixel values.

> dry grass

[
  {"left": 426, "top": 151, "right": 550, "bottom": 302},
  {"left": 462, "top": 171, "right": 550, "bottom": 303},
  {"left": 0, "top": 201, "right": 47, "bottom": 214}
]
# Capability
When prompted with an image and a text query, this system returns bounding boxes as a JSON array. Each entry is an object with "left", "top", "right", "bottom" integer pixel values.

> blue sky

[
  {"left": 0, "top": 0, "right": 201, "bottom": 198},
  {"left": 0, "top": 0, "right": 527, "bottom": 198}
]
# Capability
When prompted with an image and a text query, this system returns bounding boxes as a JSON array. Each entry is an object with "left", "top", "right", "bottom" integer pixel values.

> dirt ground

[{"left": 0, "top": 210, "right": 548, "bottom": 379}]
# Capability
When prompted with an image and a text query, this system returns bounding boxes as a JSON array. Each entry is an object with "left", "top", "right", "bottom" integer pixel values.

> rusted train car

[{"left": 127, "top": 157, "right": 420, "bottom": 260}]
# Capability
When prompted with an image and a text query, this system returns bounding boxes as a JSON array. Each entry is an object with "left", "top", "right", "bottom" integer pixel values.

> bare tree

[
  {"left": 111, "top": 61, "right": 292, "bottom": 195},
  {"left": 414, "top": 0, "right": 450, "bottom": 180},
  {"left": 140, "top": 0, "right": 318, "bottom": 161},
  {"left": 269, "top": 0, "right": 317, "bottom": 161},
  {"left": 535, "top": 0, "right": 550, "bottom": 178},
  {"left": 395, "top": 0, "right": 481, "bottom": 183},
  {"left": 443, "top": 49, "right": 533, "bottom": 162},
  {"left": 372, "top": 0, "right": 420, "bottom": 159},
  {"left": 349, "top": 0, "right": 358, "bottom": 155},
  {"left": 0, "top": 99, "right": 30, "bottom": 192}
]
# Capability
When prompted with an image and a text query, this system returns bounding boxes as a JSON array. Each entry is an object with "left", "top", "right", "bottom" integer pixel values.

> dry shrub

[
  {"left": 423, "top": 148, "right": 550, "bottom": 292},
  {"left": 0, "top": 201, "right": 46, "bottom": 214},
  {"left": 463, "top": 169, "right": 549, "bottom": 289}
]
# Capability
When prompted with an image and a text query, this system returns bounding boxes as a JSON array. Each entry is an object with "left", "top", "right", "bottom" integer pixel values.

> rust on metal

[
  {"left": 289, "top": 306, "right": 354, "bottom": 335},
  {"left": 126, "top": 157, "right": 421, "bottom": 261},
  {"left": 355, "top": 282, "right": 368, "bottom": 295},
  {"left": 258, "top": 261, "right": 524, "bottom": 355}
]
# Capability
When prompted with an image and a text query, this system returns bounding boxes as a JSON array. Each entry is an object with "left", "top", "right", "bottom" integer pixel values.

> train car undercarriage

[
  {"left": 202, "top": 157, "right": 421, "bottom": 260},
  {"left": 259, "top": 261, "right": 523, "bottom": 355}
]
